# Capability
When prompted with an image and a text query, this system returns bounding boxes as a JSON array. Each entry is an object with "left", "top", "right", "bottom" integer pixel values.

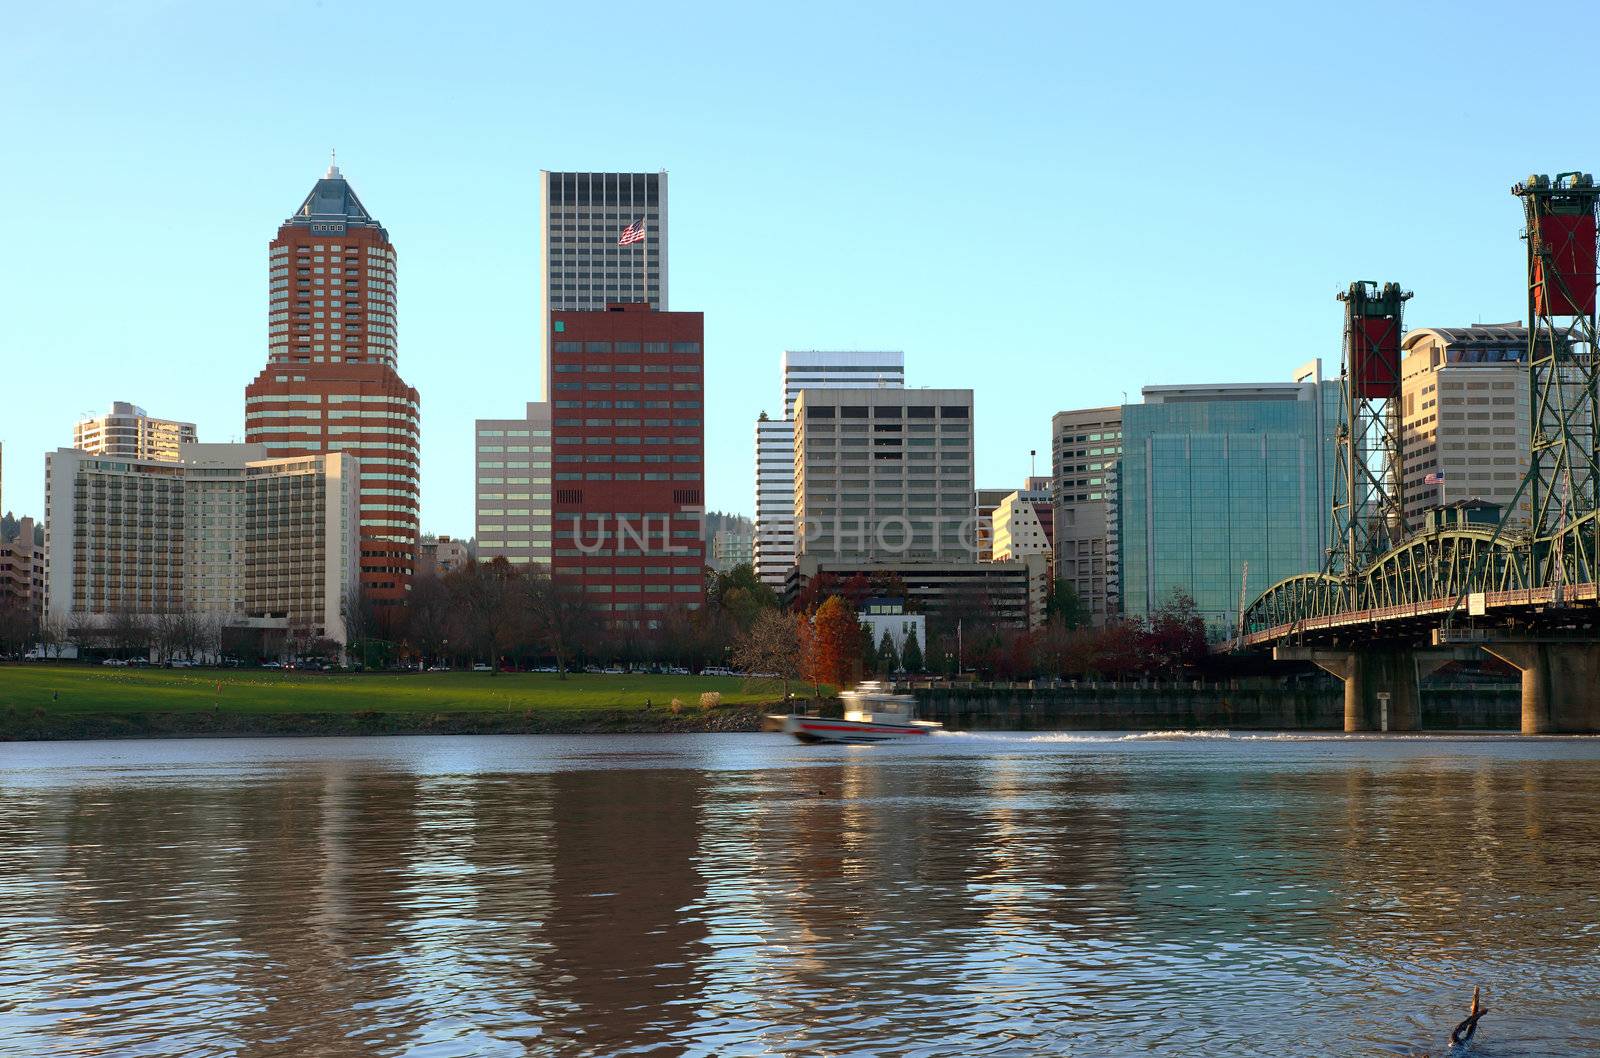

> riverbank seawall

[
  {"left": 911, "top": 685, "right": 1520, "bottom": 731},
  {"left": 0, "top": 706, "right": 774, "bottom": 741}
]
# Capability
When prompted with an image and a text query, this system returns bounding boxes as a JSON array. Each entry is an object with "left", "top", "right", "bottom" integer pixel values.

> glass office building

[{"left": 1118, "top": 365, "right": 1339, "bottom": 636}]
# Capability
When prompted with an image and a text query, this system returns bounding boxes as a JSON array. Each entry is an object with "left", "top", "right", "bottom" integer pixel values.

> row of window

[
  {"left": 553, "top": 341, "right": 699, "bottom": 354},
  {"left": 552, "top": 383, "right": 701, "bottom": 392},
  {"left": 555, "top": 454, "right": 698, "bottom": 464},
  {"left": 553, "top": 400, "right": 701, "bottom": 409},
  {"left": 553, "top": 418, "right": 700, "bottom": 428},
  {"left": 552, "top": 436, "right": 696, "bottom": 446},
  {"left": 806, "top": 405, "right": 967, "bottom": 419},
  {"left": 553, "top": 472, "right": 701, "bottom": 481}
]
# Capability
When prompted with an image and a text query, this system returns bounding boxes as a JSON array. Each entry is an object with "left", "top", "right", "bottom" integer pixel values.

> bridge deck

[{"left": 1237, "top": 583, "right": 1600, "bottom": 648}]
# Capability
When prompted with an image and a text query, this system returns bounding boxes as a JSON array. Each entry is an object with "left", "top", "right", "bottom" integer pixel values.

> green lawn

[{"left": 0, "top": 665, "right": 785, "bottom": 717}]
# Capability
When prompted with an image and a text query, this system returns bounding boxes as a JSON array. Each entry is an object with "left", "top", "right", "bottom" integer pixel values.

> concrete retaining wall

[{"left": 911, "top": 686, "right": 1520, "bottom": 731}]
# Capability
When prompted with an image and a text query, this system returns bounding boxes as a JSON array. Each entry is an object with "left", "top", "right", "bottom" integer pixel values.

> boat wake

[{"left": 938, "top": 730, "right": 1418, "bottom": 744}]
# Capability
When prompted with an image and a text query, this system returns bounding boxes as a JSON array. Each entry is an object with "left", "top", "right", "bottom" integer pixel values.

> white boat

[{"left": 773, "top": 681, "right": 943, "bottom": 744}]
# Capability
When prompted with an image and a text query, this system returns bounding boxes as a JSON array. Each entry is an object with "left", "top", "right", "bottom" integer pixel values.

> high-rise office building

[
  {"left": 1052, "top": 406, "right": 1123, "bottom": 624},
  {"left": 44, "top": 444, "right": 361, "bottom": 648},
  {"left": 540, "top": 171, "right": 668, "bottom": 380},
  {"left": 780, "top": 350, "right": 904, "bottom": 418},
  {"left": 753, "top": 351, "right": 905, "bottom": 587},
  {"left": 73, "top": 402, "right": 196, "bottom": 462},
  {"left": 243, "top": 161, "right": 420, "bottom": 608},
  {"left": 793, "top": 387, "right": 975, "bottom": 562},
  {"left": 549, "top": 303, "right": 705, "bottom": 624},
  {"left": 754, "top": 415, "right": 797, "bottom": 586},
  {"left": 1117, "top": 364, "right": 1338, "bottom": 635},
  {"left": 1399, "top": 326, "right": 1531, "bottom": 529},
  {"left": 475, "top": 402, "right": 553, "bottom": 567}
]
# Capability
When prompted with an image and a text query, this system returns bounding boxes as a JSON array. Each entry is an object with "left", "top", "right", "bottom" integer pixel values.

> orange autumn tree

[{"left": 803, "top": 594, "right": 860, "bottom": 691}]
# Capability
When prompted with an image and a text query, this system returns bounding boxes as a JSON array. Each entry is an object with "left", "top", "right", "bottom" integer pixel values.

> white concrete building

[{"left": 859, "top": 598, "right": 926, "bottom": 665}]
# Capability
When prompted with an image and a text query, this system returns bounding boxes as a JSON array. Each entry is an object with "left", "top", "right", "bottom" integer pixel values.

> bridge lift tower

[
  {"left": 1514, "top": 173, "right": 1600, "bottom": 592},
  {"left": 1327, "top": 281, "right": 1411, "bottom": 607}
]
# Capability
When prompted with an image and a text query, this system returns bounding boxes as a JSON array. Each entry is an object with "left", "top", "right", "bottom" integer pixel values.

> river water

[{"left": 1, "top": 732, "right": 1597, "bottom": 1057}]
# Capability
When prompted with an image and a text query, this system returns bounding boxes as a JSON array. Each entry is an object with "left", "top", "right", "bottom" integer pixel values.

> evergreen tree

[
  {"left": 1046, "top": 577, "right": 1086, "bottom": 628},
  {"left": 876, "top": 629, "right": 899, "bottom": 674},
  {"left": 859, "top": 622, "right": 876, "bottom": 675},
  {"left": 900, "top": 626, "right": 924, "bottom": 673}
]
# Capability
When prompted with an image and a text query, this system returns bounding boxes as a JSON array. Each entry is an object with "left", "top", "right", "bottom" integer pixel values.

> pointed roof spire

[{"left": 286, "top": 154, "right": 386, "bottom": 237}]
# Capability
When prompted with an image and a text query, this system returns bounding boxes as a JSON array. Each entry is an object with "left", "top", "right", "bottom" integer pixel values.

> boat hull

[{"left": 775, "top": 715, "right": 941, "bottom": 744}]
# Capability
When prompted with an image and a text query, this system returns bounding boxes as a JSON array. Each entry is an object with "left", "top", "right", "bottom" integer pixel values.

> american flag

[
  {"left": 1424, "top": 471, "right": 1445, "bottom": 485},
  {"left": 618, "top": 218, "right": 646, "bottom": 246}
]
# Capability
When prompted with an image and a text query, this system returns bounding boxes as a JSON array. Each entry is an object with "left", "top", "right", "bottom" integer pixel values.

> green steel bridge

[{"left": 1234, "top": 172, "right": 1600, "bottom": 734}]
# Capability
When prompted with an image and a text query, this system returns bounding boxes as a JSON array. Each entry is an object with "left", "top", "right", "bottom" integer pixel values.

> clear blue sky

[{"left": 0, "top": 0, "right": 1583, "bottom": 532}]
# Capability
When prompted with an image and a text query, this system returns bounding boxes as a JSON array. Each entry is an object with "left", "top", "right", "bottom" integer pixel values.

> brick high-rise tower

[
  {"left": 549, "top": 303, "right": 705, "bottom": 625},
  {"left": 244, "top": 159, "right": 420, "bottom": 609}
]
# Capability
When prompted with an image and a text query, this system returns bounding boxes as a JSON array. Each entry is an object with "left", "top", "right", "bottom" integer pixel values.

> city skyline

[{"left": 0, "top": 1, "right": 1570, "bottom": 534}]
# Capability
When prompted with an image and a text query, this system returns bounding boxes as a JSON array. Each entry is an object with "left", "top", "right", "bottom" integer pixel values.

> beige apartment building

[
  {"left": 793, "top": 387, "right": 976, "bottom": 562},
  {"left": 417, "top": 536, "right": 471, "bottom": 577},
  {"left": 45, "top": 444, "right": 361, "bottom": 648},
  {"left": 992, "top": 477, "right": 1053, "bottom": 562},
  {"left": 0, "top": 516, "right": 44, "bottom": 617},
  {"left": 73, "top": 401, "right": 197, "bottom": 462},
  {"left": 474, "top": 402, "right": 553, "bottom": 567},
  {"left": 1400, "top": 326, "right": 1530, "bottom": 529},
  {"left": 1052, "top": 406, "right": 1122, "bottom": 624}
]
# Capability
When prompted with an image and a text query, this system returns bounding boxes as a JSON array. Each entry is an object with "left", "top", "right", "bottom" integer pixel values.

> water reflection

[{"left": 1, "top": 734, "right": 1598, "bottom": 1055}]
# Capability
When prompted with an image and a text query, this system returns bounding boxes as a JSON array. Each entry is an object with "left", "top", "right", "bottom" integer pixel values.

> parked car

[
  {"left": 168, "top": 659, "right": 194, "bottom": 669},
  {"left": 426, "top": 663, "right": 450, "bottom": 672},
  {"left": 471, "top": 662, "right": 492, "bottom": 672},
  {"left": 101, "top": 658, "right": 127, "bottom": 667},
  {"left": 261, "top": 660, "right": 283, "bottom": 670}
]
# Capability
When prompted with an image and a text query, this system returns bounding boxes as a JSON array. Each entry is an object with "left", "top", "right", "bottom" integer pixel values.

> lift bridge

[{"left": 1235, "top": 172, "right": 1600, "bottom": 734}]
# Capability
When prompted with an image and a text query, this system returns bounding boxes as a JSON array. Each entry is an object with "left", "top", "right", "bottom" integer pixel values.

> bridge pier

[
  {"left": 1274, "top": 646, "right": 1475, "bottom": 732},
  {"left": 1480, "top": 641, "right": 1600, "bottom": 734}
]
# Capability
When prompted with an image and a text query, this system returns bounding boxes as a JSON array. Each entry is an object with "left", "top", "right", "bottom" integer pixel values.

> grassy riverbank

[{"left": 0, "top": 665, "right": 806, "bottom": 740}]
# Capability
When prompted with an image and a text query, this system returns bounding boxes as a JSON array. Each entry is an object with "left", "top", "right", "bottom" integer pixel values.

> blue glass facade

[{"left": 1118, "top": 384, "right": 1340, "bottom": 635}]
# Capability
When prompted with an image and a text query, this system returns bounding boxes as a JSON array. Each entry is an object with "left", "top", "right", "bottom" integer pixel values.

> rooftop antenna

[
  {"left": 327, "top": 147, "right": 339, "bottom": 178},
  {"left": 1030, "top": 449, "right": 1037, "bottom": 478}
]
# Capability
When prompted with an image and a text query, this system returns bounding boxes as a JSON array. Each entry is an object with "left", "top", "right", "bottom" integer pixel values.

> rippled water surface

[{"left": 3, "top": 732, "right": 1599, "bottom": 1056}]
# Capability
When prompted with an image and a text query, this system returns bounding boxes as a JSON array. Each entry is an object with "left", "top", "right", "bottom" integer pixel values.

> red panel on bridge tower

[
  {"left": 1534, "top": 212, "right": 1597, "bottom": 317},
  {"left": 1353, "top": 317, "right": 1401, "bottom": 397}
]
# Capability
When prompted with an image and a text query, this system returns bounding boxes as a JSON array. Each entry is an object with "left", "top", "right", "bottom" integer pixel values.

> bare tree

[
  {"left": 732, "top": 609, "right": 804, "bottom": 700},
  {"left": 37, "top": 612, "right": 67, "bottom": 659},
  {"left": 108, "top": 606, "right": 151, "bottom": 661},
  {"left": 0, "top": 598, "right": 34, "bottom": 658},
  {"left": 523, "top": 567, "right": 595, "bottom": 680}
]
